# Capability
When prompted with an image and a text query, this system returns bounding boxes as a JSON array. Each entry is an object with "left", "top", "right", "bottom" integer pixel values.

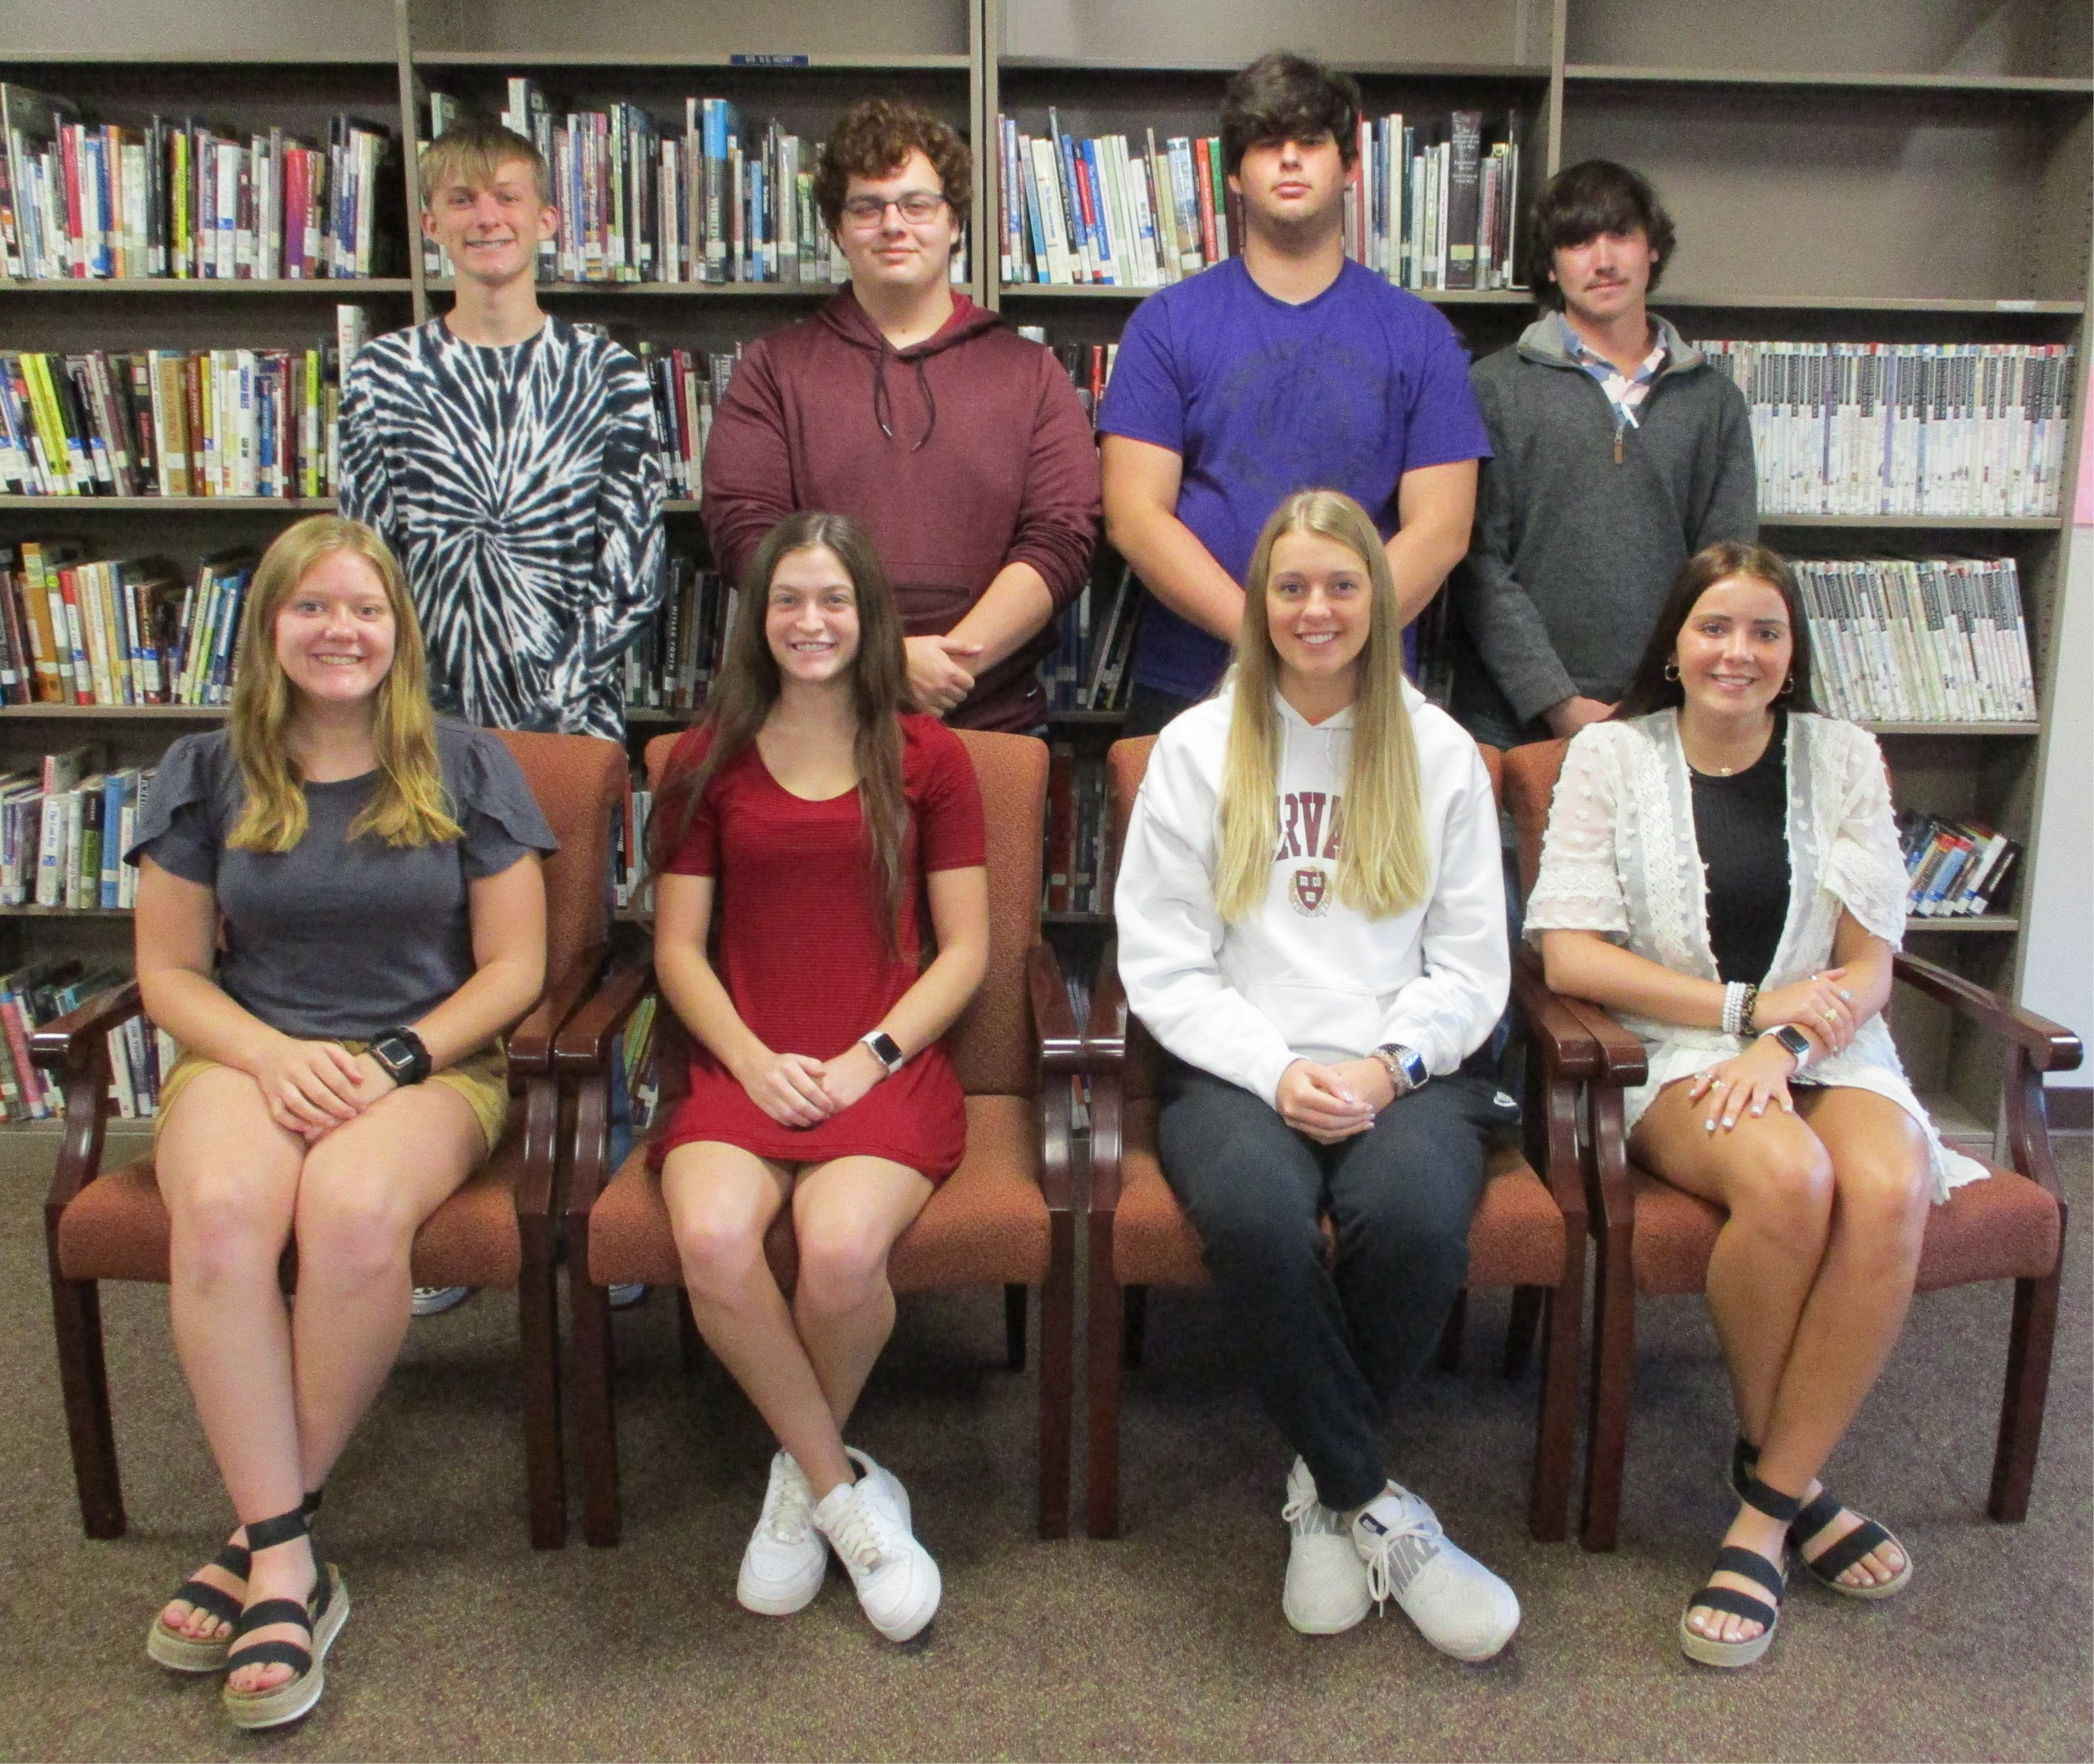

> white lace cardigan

[{"left": 1524, "top": 710, "right": 1986, "bottom": 1203}]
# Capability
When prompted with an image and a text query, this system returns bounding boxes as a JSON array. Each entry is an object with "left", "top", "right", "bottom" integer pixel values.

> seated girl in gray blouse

[{"left": 128, "top": 515, "right": 556, "bottom": 1731}]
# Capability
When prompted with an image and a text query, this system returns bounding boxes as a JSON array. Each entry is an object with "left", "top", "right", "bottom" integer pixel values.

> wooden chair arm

[
  {"left": 1086, "top": 938, "right": 1128, "bottom": 1065},
  {"left": 1028, "top": 940, "right": 1087, "bottom": 1076},
  {"left": 552, "top": 951, "right": 658, "bottom": 1081},
  {"left": 1893, "top": 951, "right": 2084, "bottom": 1073},
  {"left": 1552, "top": 992, "right": 1650, "bottom": 1090},
  {"left": 29, "top": 980, "right": 144, "bottom": 1072},
  {"left": 1510, "top": 947, "right": 1601, "bottom": 1081},
  {"left": 507, "top": 942, "right": 607, "bottom": 1077}
]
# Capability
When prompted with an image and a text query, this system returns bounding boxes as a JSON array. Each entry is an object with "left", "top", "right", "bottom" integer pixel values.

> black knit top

[{"left": 1690, "top": 712, "right": 1791, "bottom": 985}]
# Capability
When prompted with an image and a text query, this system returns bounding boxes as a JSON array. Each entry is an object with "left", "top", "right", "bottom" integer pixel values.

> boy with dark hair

[
  {"left": 1448, "top": 158, "right": 1756, "bottom": 747},
  {"left": 341, "top": 122, "right": 666, "bottom": 1315},
  {"left": 702, "top": 98, "right": 1098, "bottom": 733},
  {"left": 1099, "top": 52, "right": 1488, "bottom": 736},
  {"left": 339, "top": 123, "right": 666, "bottom": 744}
]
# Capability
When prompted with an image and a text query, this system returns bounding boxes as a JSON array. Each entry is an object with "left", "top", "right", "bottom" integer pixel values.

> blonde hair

[
  {"left": 1212, "top": 491, "right": 1431, "bottom": 923},
  {"left": 419, "top": 123, "right": 553, "bottom": 211},
  {"left": 227, "top": 516, "right": 463, "bottom": 853}
]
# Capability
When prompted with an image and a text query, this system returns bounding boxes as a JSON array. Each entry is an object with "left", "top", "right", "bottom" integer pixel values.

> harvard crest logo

[{"left": 1288, "top": 865, "right": 1330, "bottom": 916}]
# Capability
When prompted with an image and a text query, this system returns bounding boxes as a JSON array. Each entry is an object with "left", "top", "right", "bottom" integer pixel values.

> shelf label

[
  {"left": 1994, "top": 300, "right": 2038, "bottom": 311},
  {"left": 731, "top": 53, "right": 810, "bottom": 65}
]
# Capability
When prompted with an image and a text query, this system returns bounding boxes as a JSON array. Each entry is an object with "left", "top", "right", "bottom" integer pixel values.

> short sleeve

[
  {"left": 1819, "top": 722, "right": 1908, "bottom": 947},
  {"left": 655, "top": 725, "right": 723, "bottom": 877},
  {"left": 1399, "top": 313, "right": 1492, "bottom": 474},
  {"left": 123, "top": 730, "right": 227, "bottom": 885},
  {"left": 912, "top": 721, "right": 987, "bottom": 873},
  {"left": 1523, "top": 728, "right": 1632, "bottom": 941},
  {"left": 453, "top": 730, "right": 560, "bottom": 881},
  {"left": 1094, "top": 293, "right": 1185, "bottom": 455}
]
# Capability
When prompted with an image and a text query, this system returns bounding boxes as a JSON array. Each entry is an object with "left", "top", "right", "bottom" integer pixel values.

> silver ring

[{"left": 1838, "top": 988, "right": 1853, "bottom": 1001}]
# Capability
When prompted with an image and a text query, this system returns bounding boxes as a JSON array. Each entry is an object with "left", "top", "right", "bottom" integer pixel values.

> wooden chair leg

[
  {"left": 1580, "top": 1236, "right": 1634, "bottom": 1552},
  {"left": 1120, "top": 1283, "right": 1148, "bottom": 1369},
  {"left": 1004, "top": 1282, "right": 1028, "bottom": 1373},
  {"left": 517, "top": 1231, "right": 566, "bottom": 1550},
  {"left": 1502, "top": 1285, "right": 1542, "bottom": 1379},
  {"left": 1085, "top": 1216, "right": 1124, "bottom": 1539},
  {"left": 569, "top": 1269, "right": 622, "bottom": 1546},
  {"left": 49, "top": 1270, "right": 124, "bottom": 1539},
  {"left": 1037, "top": 1217, "right": 1075, "bottom": 1538},
  {"left": 676, "top": 1293, "right": 704, "bottom": 1375},
  {"left": 1527, "top": 1287, "right": 1579, "bottom": 1543},
  {"left": 1437, "top": 1289, "right": 1468, "bottom": 1371},
  {"left": 1989, "top": 1268, "right": 2062, "bottom": 1522}
]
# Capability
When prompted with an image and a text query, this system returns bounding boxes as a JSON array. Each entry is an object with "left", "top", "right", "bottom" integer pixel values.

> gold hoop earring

[{"left": 1663, "top": 659, "right": 1680, "bottom": 682}]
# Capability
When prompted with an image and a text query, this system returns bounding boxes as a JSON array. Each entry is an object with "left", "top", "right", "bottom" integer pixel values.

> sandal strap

[
  {"left": 302, "top": 1487, "right": 324, "bottom": 1518},
  {"left": 1735, "top": 1472, "right": 1803, "bottom": 1524},
  {"left": 224, "top": 1638, "right": 312, "bottom": 1678},
  {"left": 211, "top": 1540, "right": 253, "bottom": 1579},
  {"left": 1710, "top": 1544, "right": 1787, "bottom": 1602},
  {"left": 229, "top": 1597, "right": 313, "bottom": 1640},
  {"left": 1729, "top": 1436, "right": 1759, "bottom": 1500},
  {"left": 1801, "top": 1515, "right": 1896, "bottom": 1583},
  {"left": 1689, "top": 1584, "right": 1779, "bottom": 1627},
  {"left": 241, "top": 1506, "right": 309, "bottom": 1553},
  {"left": 169, "top": 1577, "right": 244, "bottom": 1626}
]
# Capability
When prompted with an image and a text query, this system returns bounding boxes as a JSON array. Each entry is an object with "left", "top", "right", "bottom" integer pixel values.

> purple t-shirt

[{"left": 1098, "top": 256, "right": 1490, "bottom": 699}]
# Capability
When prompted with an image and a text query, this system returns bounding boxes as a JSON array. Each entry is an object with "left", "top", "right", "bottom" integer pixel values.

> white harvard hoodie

[{"left": 1114, "top": 679, "right": 1508, "bottom": 1109}]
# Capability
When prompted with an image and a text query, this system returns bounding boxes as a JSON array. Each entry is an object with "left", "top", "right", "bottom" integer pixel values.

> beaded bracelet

[{"left": 1721, "top": 981, "right": 1749, "bottom": 1038}]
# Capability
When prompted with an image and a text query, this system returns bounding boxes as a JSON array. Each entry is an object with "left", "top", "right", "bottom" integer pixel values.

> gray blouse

[{"left": 125, "top": 718, "right": 558, "bottom": 1042}]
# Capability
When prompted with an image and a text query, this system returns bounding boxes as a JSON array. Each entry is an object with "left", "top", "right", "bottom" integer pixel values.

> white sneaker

[
  {"left": 410, "top": 1285, "right": 473, "bottom": 1317},
  {"left": 1282, "top": 1458, "right": 1371, "bottom": 1635},
  {"left": 737, "top": 1452, "right": 827, "bottom": 1616},
  {"left": 1351, "top": 1483, "right": 1520, "bottom": 1662},
  {"left": 813, "top": 1455, "right": 941, "bottom": 1643}
]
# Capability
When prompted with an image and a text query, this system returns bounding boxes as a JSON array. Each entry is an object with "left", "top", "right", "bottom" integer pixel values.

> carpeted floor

[{"left": 2, "top": 1132, "right": 2087, "bottom": 1763}]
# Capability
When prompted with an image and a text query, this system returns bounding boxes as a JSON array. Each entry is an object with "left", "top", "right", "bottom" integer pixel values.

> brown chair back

[
  {"left": 1503, "top": 739, "right": 1571, "bottom": 901},
  {"left": 492, "top": 729, "right": 627, "bottom": 984},
  {"left": 642, "top": 728, "right": 1046, "bottom": 1100}
]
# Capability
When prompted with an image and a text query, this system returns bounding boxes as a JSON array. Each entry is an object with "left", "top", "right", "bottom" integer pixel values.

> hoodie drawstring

[{"left": 872, "top": 347, "right": 937, "bottom": 452}]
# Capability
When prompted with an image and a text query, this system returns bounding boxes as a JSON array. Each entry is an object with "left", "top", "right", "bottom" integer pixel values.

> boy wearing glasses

[
  {"left": 701, "top": 98, "right": 1098, "bottom": 732},
  {"left": 1099, "top": 53, "right": 1489, "bottom": 736}
]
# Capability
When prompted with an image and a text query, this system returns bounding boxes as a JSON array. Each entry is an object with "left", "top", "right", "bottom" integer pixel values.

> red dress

[{"left": 648, "top": 714, "right": 986, "bottom": 1182}]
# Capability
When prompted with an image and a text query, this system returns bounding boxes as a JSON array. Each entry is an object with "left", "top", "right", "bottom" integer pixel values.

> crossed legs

[
  {"left": 1631, "top": 1082, "right": 1932, "bottom": 1646},
  {"left": 661, "top": 1143, "right": 933, "bottom": 1497},
  {"left": 154, "top": 1066, "right": 483, "bottom": 1691}
]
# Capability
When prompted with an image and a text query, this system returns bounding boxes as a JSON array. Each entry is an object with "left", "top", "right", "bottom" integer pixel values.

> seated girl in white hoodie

[{"left": 1114, "top": 489, "right": 1520, "bottom": 1660}]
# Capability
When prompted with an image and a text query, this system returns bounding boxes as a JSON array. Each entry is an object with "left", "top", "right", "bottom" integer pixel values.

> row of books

[
  {"left": 1794, "top": 557, "right": 2034, "bottom": 724},
  {"left": 0, "top": 748, "right": 154, "bottom": 908},
  {"left": 1699, "top": 341, "right": 2076, "bottom": 519},
  {"left": 2, "top": 542, "right": 255, "bottom": 707},
  {"left": 0, "top": 958, "right": 167, "bottom": 1122},
  {"left": 995, "top": 109, "right": 1522, "bottom": 293},
  {"left": 1, "top": 85, "right": 397, "bottom": 282},
  {"left": 1897, "top": 810, "right": 2021, "bottom": 919},
  {"left": 620, "top": 556, "right": 735, "bottom": 714},
  {"left": 0, "top": 334, "right": 363, "bottom": 500},
  {"left": 1045, "top": 745, "right": 1111, "bottom": 915},
  {"left": 1041, "top": 563, "right": 1141, "bottom": 714},
  {"left": 428, "top": 84, "right": 939, "bottom": 287},
  {"left": 633, "top": 342, "right": 743, "bottom": 499},
  {"left": 612, "top": 780, "right": 654, "bottom": 911}
]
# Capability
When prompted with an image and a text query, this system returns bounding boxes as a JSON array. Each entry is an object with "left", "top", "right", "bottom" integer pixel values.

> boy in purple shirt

[{"left": 1099, "top": 53, "right": 1490, "bottom": 735}]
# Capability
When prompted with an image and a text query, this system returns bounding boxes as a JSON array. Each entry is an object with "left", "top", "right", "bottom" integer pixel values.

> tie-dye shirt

[{"left": 338, "top": 314, "right": 666, "bottom": 740}]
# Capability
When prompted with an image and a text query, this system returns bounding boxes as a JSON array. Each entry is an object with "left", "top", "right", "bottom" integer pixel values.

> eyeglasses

[{"left": 839, "top": 191, "right": 948, "bottom": 226}]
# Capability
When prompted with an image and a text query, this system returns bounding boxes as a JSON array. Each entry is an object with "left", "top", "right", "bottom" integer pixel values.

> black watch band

[{"left": 369, "top": 1026, "right": 431, "bottom": 1085}]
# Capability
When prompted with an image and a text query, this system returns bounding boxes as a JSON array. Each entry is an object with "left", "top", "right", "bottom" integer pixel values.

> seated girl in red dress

[{"left": 646, "top": 510, "right": 989, "bottom": 1644}]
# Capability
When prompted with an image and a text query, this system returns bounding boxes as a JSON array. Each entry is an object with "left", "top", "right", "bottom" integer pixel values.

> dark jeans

[
  {"left": 1155, "top": 1054, "right": 1518, "bottom": 1511},
  {"left": 1123, "top": 683, "right": 1201, "bottom": 739}
]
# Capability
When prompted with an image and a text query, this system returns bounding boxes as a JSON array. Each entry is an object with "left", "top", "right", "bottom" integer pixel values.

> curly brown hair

[{"left": 813, "top": 98, "right": 971, "bottom": 236}]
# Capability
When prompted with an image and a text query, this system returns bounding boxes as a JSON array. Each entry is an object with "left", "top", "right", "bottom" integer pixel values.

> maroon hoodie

[{"left": 701, "top": 289, "right": 1100, "bottom": 732}]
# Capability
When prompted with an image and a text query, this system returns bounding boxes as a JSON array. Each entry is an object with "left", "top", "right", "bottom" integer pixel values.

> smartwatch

[
  {"left": 1760, "top": 1023, "right": 1814, "bottom": 1073},
  {"left": 1374, "top": 1043, "right": 1429, "bottom": 1098},
  {"left": 368, "top": 1026, "right": 431, "bottom": 1086},
  {"left": 861, "top": 1030, "right": 906, "bottom": 1076}
]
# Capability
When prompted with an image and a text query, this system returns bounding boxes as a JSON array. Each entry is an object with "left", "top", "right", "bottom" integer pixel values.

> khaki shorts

[{"left": 154, "top": 1039, "right": 510, "bottom": 1157}]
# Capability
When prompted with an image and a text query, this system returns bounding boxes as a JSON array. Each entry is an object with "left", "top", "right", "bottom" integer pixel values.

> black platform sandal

[
  {"left": 1732, "top": 1437, "right": 1913, "bottom": 1600},
  {"left": 146, "top": 1487, "right": 324, "bottom": 1674},
  {"left": 220, "top": 1503, "right": 349, "bottom": 1731},
  {"left": 1680, "top": 1472, "right": 1800, "bottom": 1669}
]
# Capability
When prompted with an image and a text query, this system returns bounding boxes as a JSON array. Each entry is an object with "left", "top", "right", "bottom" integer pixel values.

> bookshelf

[{"left": 1, "top": 0, "right": 2087, "bottom": 1132}]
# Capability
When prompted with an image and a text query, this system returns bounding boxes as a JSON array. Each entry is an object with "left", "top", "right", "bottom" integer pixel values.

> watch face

[{"left": 373, "top": 1036, "right": 414, "bottom": 1073}]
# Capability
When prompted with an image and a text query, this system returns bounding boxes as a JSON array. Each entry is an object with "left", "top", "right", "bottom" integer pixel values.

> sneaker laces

[
  {"left": 1282, "top": 1484, "right": 1348, "bottom": 1539},
  {"left": 760, "top": 1460, "right": 815, "bottom": 1545},
  {"left": 1356, "top": 1489, "right": 1446, "bottom": 1611},
  {"left": 822, "top": 1494, "right": 895, "bottom": 1575}
]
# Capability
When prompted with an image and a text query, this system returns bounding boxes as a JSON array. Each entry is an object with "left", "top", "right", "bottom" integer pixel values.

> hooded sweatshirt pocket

[{"left": 1240, "top": 979, "right": 1382, "bottom": 1064}]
